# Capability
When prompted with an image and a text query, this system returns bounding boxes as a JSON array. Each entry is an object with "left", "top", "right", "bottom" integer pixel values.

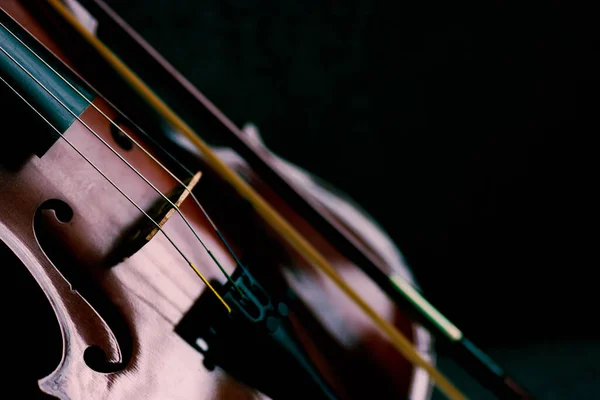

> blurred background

[{"left": 103, "top": 1, "right": 599, "bottom": 398}]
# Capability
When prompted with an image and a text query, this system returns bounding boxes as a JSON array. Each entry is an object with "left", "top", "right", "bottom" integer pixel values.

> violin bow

[{"left": 46, "top": 1, "right": 533, "bottom": 399}]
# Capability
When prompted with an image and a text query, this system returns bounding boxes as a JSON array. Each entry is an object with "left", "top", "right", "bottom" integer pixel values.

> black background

[{"left": 103, "top": 1, "right": 599, "bottom": 398}]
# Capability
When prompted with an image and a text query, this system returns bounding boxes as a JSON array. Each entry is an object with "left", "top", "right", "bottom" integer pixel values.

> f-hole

[
  {"left": 34, "top": 199, "right": 133, "bottom": 373},
  {"left": 110, "top": 117, "right": 133, "bottom": 151}
]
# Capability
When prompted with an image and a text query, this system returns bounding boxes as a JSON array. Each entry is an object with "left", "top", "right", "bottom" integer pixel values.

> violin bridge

[
  {"left": 142, "top": 171, "right": 202, "bottom": 242},
  {"left": 109, "top": 172, "right": 201, "bottom": 264}
]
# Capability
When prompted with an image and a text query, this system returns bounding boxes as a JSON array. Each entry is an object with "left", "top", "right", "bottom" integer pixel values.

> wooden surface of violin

[{"left": 0, "top": 1, "right": 434, "bottom": 399}]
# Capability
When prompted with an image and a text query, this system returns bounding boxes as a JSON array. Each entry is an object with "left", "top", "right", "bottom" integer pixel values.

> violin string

[
  {"left": 44, "top": 3, "right": 467, "bottom": 398},
  {"left": 0, "top": 28, "right": 246, "bottom": 297},
  {"left": 0, "top": 20, "right": 251, "bottom": 286},
  {"left": 0, "top": 71, "right": 231, "bottom": 313}
]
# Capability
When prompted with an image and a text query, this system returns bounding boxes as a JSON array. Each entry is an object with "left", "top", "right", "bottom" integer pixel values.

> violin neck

[{"left": 0, "top": 9, "right": 95, "bottom": 161}]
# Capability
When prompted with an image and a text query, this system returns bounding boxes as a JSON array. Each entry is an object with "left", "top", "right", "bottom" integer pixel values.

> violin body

[{"left": 0, "top": 1, "right": 432, "bottom": 399}]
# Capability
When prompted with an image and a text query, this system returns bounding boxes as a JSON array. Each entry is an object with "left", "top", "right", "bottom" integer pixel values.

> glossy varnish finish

[{"left": 0, "top": 1, "right": 432, "bottom": 399}]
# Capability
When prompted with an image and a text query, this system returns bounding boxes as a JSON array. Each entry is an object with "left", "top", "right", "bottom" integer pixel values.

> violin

[{"left": 0, "top": 1, "right": 533, "bottom": 399}]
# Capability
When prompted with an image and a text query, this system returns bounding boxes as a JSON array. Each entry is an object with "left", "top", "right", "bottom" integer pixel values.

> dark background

[{"left": 103, "top": 1, "right": 599, "bottom": 398}]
